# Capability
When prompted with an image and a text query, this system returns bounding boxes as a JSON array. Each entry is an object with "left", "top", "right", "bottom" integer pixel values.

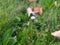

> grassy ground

[{"left": 0, "top": 0, "right": 60, "bottom": 45}]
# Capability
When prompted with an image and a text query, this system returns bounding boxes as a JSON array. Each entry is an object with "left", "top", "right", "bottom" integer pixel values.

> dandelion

[
  {"left": 54, "top": 1, "right": 58, "bottom": 6},
  {"left": 31, "top": 16, "right": 36, "bottom": 19}
]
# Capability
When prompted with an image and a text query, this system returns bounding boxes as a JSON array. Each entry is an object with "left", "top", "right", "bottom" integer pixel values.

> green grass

[{"left": 0, "top": 0, "right": 60, "bottom": 45}]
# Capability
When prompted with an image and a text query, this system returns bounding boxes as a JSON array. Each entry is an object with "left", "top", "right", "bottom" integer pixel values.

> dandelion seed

[
  {"left": 54, "top": 1, "right": 58, "bottom": 6},
  {"left": 31, "top": 16, "right": 36, "bottom": 19}
]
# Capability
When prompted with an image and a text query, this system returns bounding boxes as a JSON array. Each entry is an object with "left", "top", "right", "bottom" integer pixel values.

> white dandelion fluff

[
  {"left": 31, "top": 16, "right": 36, "bottom": 20},
  {"left": 54, "top": 1, "right": 58, "bottom": 6}
]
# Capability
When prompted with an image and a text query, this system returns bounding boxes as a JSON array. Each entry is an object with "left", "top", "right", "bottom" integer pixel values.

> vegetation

[{"left": 0, "top": 0, "right": 60, "bottom": 45}]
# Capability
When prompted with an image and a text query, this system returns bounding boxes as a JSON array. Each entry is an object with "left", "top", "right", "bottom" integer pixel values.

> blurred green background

[{"left": 0, "top": 0, "right": 60, "bottom": 45}]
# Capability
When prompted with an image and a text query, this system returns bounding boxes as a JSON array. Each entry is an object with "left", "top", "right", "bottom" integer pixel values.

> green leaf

[{"left": 3, "top": 28, "right": 16, "bottom": 45}]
